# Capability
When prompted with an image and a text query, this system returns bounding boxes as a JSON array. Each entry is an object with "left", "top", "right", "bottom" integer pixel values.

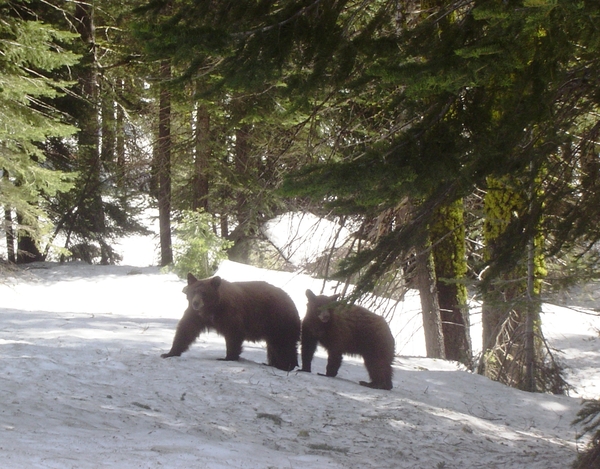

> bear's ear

[
  {"left": 318, "top": 310, "right": 331, "bottom": 323},
  {"left": 211, "top": 276, "right": 222, "bottom": 288},
  {"left": 306, "top": 289, "right": 316, "bottom": 302},
  {"left": 182, "top": 285, "right": 189, "bottom": 294},
  {"left": 330, "top": 294, "right": 340, "bottom": 302},
  {"left": 187, "top": 273, "right": 198, "bottom": 285}
]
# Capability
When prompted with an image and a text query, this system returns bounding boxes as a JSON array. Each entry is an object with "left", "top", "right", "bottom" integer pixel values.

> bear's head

[
  {"left": 304, "top": 290, "right": 340, "bottom": 335},
  {"left": 183, "top": 273, "right": 221, "bottom": 312}
]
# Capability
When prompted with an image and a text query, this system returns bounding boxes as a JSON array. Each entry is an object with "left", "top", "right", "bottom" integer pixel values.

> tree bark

[
  {"left": 101, "top": 87, "right": 116, "bottom": 164},
  {"left": 74, "top": 1, "right": 107, "bottom": 263},
  {"left": 115, "top": 80, "right": 125, "bottom": 174},
  {"left": 3, "top": 171, "right": 15, "bottom": 263},
  {"left": 4, "top": 208, "right": 15, "bottom": 263},
  {"left": 156, "top": 60, "right": 173, "bottom": 266},
  {"left": 480, "top": 176, "right": 544, "bottom": 391},
  {"left": 430, "top": 199, "right": 472, "bottom": 366},
  {"left": 415, "top": 242, "right": 446, "bottom": 359},
  {"left": 524, "top": 234, "right": 537, "bottom": 392},
  {"left": 192, "top": 102, "right": 210, "bottom": 211},
  {"left": 234, "top": 124, "right": 251, "bottom": 223},
  {"left": 228, "top": 124, "right": 252, "bottom": 263}
]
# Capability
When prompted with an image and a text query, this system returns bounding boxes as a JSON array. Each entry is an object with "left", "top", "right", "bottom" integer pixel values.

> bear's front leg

[{"left": 162, "top": 308, "right": 210, "bottom": 358}]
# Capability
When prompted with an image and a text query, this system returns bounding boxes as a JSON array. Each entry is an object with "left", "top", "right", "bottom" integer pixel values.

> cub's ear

[
  {"left": 182, "top": 285, "right": 189, "bottom": 294},
  {"left": 187, "top": 273, "right": 198, "bottom": 285},
  {"left": 318, "top": 310, "right": 331, "bottom": 323},
  {"left": 211, "top": 276, "right": 222, "bottom": 288},
  {"left": 306, "top": 289, "right": 317, "bottom": 301}
]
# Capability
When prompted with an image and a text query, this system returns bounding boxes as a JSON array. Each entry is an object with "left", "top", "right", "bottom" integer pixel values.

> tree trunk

[
  {"left": 115, "top": 80, "right": 125, "bottom": 175},
  {"left": 3, "top": 171, "right": 15, "bottom": 263},
  {"left": 220, "top": 214, "right": 229, "bottom": 239},
  {"left": 156, "top": 60, "right": 173, "bottom": 266},
  {"left": 415, "top": 241, "right": 445, "bottom": 359},
  {"left": 101, "top": 87, "right": 116, "bottom": 164},
  {"left": 4, "top": 206, "right": 15, "bottom": 263},
  {"left": 234, "top": 124, "right": 251, "bottom": 224},
  {"left": 115, "top": 79, "right": 126, "bottom": 183},
  {"left": 480, "top": 178, "right": 526, "bottom": 381},
  {"left": 480, "top": 176, "right": 544, "bottom": 391},
  {"left": 74, "top": 1, "right": 107, "bottom": 263},
  {"left": 228, "top": 124, "right": 252, "bottom": 263},
  {"left": 430, "top": 199, "right": 472, "bottom": 366},
  {"left": 192, "top": 102, "right": 210, "bottom": 211},
  {"left": 524, "top": 234, "right": 537, "bottom": 392}
]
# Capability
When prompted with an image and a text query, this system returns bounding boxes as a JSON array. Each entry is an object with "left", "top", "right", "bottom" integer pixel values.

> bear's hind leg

[
  {"left": 361, "top": 355, "right": 393, "bottom": 390},
  {"left": 274, "top": 345, "right": 298, "bottom": 371},
  {"left": 324, "top": 352, "right": 343, "bottom": 378},
  {"left": 267, "top": 341, "right": 298, "bottom": 372},
  {"left": 223, "top": 333, "right": 244, "bottom": 361},
  {"left": 266, "top": 344, "right": 276, "bottom": 367},
  {"left": 359, "top": 379, "right": 393, "bottom": 390}
]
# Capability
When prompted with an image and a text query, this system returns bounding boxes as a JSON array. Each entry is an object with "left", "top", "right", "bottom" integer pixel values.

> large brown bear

[
  {"left": 162, "top": 274, "right": 301, "bottom": 372},
  {"left": 301, "top": 290, "right": 395, "bottom": 390}
]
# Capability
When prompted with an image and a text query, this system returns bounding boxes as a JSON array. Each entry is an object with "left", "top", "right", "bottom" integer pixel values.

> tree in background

[
  {"left": 0, "top": 0, "right": 153, "bottom": 265},
  {"left": 414, "top": 236, "right": 446, "bottom": 360},
  {"left": 132, "top": 1, "right": 323, "bottom": 263},
  {"left": 430, "top": 199, "right": 471, "bottom": 365},
  {"left": 148, "top": 59, "right": 173, "bottom": 266},
  {"left": 171, "top": 209, "right": 232, "bottom": 279},
  {"left": 71, "top": 1, "right": 109, "bottom": 261},
  {"left": 38, "top": 0, "right": 153, "bottom": 264},
  {"left": 0, "top": 0, "right": 79, "bottom": 262},
  {"left": 480, "top": 176, "right": 547, "bottom": 391}
]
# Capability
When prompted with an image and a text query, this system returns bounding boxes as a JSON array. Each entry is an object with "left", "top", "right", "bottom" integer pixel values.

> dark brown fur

[
  {"left": 162, "top": 274, "right": 301, "bottom": 371},
  {"left": 301, "top": 290, "right": 395, "bottom": 390}
]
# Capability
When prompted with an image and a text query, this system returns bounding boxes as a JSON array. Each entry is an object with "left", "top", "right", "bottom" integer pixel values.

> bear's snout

[{"left": 191, "top": 295, "right": 204, "bottom": 311}]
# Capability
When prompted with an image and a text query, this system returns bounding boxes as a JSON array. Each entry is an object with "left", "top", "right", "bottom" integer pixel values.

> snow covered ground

[{"left": 1, "top": 234, "right": 600, "bottom": 468}]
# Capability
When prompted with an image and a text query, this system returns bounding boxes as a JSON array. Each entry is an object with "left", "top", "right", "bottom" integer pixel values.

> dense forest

[{"left": 1, "top": 0, "right": 599, "bottom": 411}]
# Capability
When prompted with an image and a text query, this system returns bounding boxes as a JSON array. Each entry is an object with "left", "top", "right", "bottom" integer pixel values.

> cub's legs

[{"left": 300, "top": 332, "right": 318, "bottom": 372}]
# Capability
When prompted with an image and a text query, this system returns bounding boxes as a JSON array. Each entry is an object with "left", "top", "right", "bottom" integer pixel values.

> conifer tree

[
  {"left": 0, "top": 1, "right": 79, "bottom": 262},
  {"left": 155, "top": 59, "right": 173, "bottom": 266},
  {"left": 480, "top": 176, "right": 546, "bottom": 390},
  {"left": 132, "top": 0, "right": 327, "bottom": 261},
  {"left": 35, "top": 0, "right": 157, "bottom": 264},
  {"left": 430, "top": 199, "right": 471, "bottom": 365},
  {"left": 192, "top": 99, "right": 210, "bottom": 212},
  {"left": 415, "top": 238, "right": 446, "bottom": 359}
]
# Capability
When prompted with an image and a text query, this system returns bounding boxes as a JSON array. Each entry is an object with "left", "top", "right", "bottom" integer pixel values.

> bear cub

[
  {"left": 162, "top": 274, "right": 301, "bottom": 372},
  {"left": 301, "top": 290, "right": 395, "bottom": 390}
]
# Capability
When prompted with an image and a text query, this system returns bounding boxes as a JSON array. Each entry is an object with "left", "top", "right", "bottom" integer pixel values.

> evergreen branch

[{"left": 230, "top": 0, "right": 326, "bottom": 39}]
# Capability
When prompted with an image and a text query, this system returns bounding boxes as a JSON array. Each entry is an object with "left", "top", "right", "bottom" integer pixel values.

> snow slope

[{"left": 1, "top": 259, "right": 599, "bottom": 469}]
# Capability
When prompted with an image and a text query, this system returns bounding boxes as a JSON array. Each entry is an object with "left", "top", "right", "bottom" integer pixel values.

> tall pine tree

[{"left": 0, "top": 1, "right": 79, "bottom": 262}]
